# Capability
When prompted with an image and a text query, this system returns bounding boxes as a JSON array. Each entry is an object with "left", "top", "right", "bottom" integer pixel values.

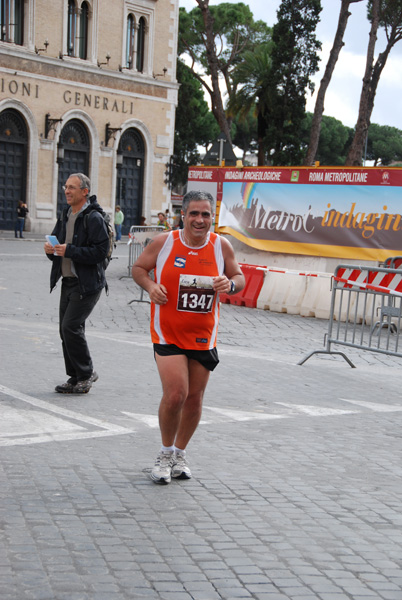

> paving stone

[{"left": 1, "top": 237, "right": 402, "bottom": 600}]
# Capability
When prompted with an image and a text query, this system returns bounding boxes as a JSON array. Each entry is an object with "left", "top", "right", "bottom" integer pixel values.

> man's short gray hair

[
  {"left": 70, "top": 173, "right": 91, "bottom": 193},
  {"left": 182, "top": 190, "right": 214, "bottom": 214}
]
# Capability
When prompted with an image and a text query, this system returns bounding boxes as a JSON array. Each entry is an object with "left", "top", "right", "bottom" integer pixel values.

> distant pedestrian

[
  {"left": 15, "top": 201, "right": 28, "bottom": 238},
  {"left": 157, "top": 212, "right": 172, "bottom": 230},
  {"left": 114, "top": 205, "right": 124, "bottom": 241},
  {"left": 44, "top": 173, "right": 109, "bottom": 394}
]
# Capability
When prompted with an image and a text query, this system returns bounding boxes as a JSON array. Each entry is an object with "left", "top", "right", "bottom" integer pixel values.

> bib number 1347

[{"left": 177, "top": 289, "right": 214, "bottom": 313}]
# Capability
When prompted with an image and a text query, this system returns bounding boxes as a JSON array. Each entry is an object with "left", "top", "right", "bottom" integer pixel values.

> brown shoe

[
  {"left": 73, "top": 371, "right": 98, "bottom": 394},
  {"left": 55, "top": 381, "right": 76, "bottom": 394}
]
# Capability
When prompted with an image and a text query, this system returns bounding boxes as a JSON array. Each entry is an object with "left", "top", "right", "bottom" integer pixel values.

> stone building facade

[{"left": 0, "top": 0, "right": 179, "bottom": 234}]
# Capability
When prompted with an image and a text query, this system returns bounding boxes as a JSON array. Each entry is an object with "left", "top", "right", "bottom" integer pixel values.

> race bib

[{"left": 177, "top": 275, "right": 215, "bottom": 313}]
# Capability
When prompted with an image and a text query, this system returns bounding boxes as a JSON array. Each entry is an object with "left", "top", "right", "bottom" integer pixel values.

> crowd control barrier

[
  {"left": 256, "top": 267, "right": 332, "bottom": 317},
  {"left": 298, "top": 264, "right": 402, "bottom": 367},
  {"left": 124, "top": 226, "right": 163, "bottom": 303},
  {"left": 383, "top": 255, "right": 402, "bottom": 269},
  {"left": 220, "top": 263, "right": 266, "bottom": 308},
  {"left": 125, "top": 226, "right": 164, "bottom": 277}
]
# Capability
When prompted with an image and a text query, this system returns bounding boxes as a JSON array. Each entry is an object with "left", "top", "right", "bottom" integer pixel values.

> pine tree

[{"left": 265, "top": 0, "right": 322, "bottom": 165}]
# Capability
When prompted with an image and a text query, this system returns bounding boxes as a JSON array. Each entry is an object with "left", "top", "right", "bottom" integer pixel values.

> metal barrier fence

[
  {"left": 124, "top": 226, "right": 164, "bottom": 277},
  {"left": 298, "top": 263, "right": 402, "bottom": 367},
  {"left": 124, "top": 225, "right": 164, "bottom": 303},
  {"left": 383, "top": 255, "right": 402, "bottom": 268}
]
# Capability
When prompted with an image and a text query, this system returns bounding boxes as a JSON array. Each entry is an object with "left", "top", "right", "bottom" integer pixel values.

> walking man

[
  {"left": 44, "top": 173, "right": 109, "bottom": 394},
  {"left": 132, "top": 190, "right": 245, "bottom": 483}
]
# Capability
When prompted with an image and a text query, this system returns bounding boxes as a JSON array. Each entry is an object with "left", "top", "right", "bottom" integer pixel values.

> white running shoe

[
  {"left": 172, "top": 453, "right": 192, "bottom": 480},
  {"left": 151, "top": 451, "right": 174, "bottom": 484}
]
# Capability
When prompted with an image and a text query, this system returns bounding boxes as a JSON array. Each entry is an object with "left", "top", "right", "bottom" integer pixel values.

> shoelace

[
  {"left": 156, "top": 452, "right": 174, "bottom": 467},
  {"left": 174, "top": 454, "right": 188, "bottom": 467}
]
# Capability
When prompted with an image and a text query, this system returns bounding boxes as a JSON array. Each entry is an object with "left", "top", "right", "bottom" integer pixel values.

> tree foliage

[
  {"left": 173, "top": 59, "right": 219, "bottom": 187},
  {"left": 301, "top": 113, "right": 353, "bottom": 165},
  {"left": 265, "top": 0, "right": 322, "bottom": 165},
  {"left": 175, "top": 0, "right": 402, "bottom": 173},
  {"left": 231, "top": 112, "right": 258, "bottom": 162},
  {"left": 178, "top": 1, "right": 271, "bottom": 143},
  {"left": 365, "top": 123, "right": 402, "bottom": 165},
  {"left": 227, "top": 41, "right": 273, "bottom": 165}
]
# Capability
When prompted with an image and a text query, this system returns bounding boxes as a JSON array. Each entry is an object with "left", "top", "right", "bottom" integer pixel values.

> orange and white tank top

[{"left": 150, "top": 230, "right": 224, "bottom": 350}]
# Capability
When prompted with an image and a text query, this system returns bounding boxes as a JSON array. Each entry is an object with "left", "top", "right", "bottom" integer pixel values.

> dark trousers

[
  {"left": 59, "top": 278, "right": 101, "bottom": 383},
  {"left": 15, "top": 218, "right": 24, "bottom": 237}
]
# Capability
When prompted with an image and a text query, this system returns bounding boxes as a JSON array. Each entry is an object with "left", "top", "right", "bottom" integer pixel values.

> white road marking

[
  {"left": 121, "top": 412, "right": 159, "bottom": 428},
  {"left": 121, "top": 412, "right": 212, "bottom": 427},
  {"left": 1, "top": 382, "right": 401, "bottom": 447},
  {"left": 0, "top": 384, "right": 133, "bottom": 447},
  {"left": 1, "top": 430, "right": 135, "bottom": 448},
  {"left": 122, "top": 404, "right": 361, "bottom": 429},
  {"left": 217, "top": 346, "right": 290, "bottom": 363},
  {"left": 275, "top": 403, "right": 359, "bottom": 416},
  {"left": 1, "top": 405, "right": 84, "bottom": 436},
  {"left": 204, "top": 406, "right": 288, "bottom": 421},
  {"left": 340, "top": 398, "right": 402, "bottom": 412}
]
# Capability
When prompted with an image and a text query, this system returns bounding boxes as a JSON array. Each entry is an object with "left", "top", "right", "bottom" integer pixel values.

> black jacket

[
  {"left": 17, "top": 205, "right": 29, "bottom": 218},
  {"left": 47, "top": 195, "right": 109, "bottom": 296}
]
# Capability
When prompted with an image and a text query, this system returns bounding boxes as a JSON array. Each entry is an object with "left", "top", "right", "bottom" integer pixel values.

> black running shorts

[{"left": 153, "top": 343, "right": 219, "bottom": 372}]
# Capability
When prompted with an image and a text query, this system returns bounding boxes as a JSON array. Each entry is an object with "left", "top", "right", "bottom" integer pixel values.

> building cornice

[{"left": 0, "top": 46, "right": 179, "bottom": 99}]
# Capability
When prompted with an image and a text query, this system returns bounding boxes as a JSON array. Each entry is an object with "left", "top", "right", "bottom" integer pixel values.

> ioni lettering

[{"left": 1, "top": 78, "right": 39, "bottom": 98}]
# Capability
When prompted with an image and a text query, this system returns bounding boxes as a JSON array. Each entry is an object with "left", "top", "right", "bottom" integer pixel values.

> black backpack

[{"left": 84, "top": 196, "right": 116, "bottom": 269}]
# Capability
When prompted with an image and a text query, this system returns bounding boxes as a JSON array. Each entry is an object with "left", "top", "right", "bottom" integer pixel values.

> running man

[{"left": 132, "top": 190, "right": 245, "bottom": 484}]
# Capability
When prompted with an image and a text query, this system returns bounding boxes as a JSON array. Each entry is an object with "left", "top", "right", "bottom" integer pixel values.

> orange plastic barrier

[{"left": 220, "top": 263, "right": 266, "bottom": 308}]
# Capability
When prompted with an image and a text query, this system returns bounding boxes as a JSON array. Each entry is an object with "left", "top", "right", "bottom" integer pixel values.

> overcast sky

[{"left": 178, "top": 0, "right": 402, "bottom": 131}]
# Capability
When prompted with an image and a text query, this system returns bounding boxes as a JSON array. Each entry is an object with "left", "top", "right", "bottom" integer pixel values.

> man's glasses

[{"left": 62, "top": 185, "right": 86, "bottom": 192}]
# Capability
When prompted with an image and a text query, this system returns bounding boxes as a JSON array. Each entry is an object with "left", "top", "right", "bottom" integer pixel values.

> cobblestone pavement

[{"left": 1, "top": 236, "right": 402, "bottom": 600}]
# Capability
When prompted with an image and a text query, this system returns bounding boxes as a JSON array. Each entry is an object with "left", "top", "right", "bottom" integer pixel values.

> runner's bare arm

[{"left": 212, "top": 236, "right": 245, "bottom": 294}]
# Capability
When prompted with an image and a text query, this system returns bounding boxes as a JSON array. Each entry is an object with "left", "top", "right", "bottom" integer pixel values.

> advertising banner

[{"left": 188, "top": 166, "right": 402, "bottom": 261}]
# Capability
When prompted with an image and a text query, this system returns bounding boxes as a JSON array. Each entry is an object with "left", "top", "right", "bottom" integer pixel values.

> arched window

[
  {"left": 57, "top": 119, "right": 90, "bottom": 216},
  {"left": 79, "top": 1, "right": 88, "bottom": 59},
  {"left": 67, "top": 0, "right": 76, "bottom": 56},
  {"left": 136, "top": 17, "right": 145, "bottom": 73},
  {"left": 126, "top": 14, "right": 135, "bottom": 69},
  {"left": 0, "top": 109, "right": 28, "bottom": 230},
  {"left": 1, "top": 0, "right": 24, "bottom": 44},
  {"left": 116, "top": 128, "right": 145, "bottom": 231}
]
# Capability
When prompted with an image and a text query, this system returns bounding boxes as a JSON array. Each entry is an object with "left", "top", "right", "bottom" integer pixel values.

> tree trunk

[
  {"left": 303, "top": 0, "right": 362, "bottom": 166},
  {"left": 366, "top": 45, "right": 392, "bottom": 124},
  {"left": 197, "top": 0, "right": 232, "bottom": 144},
  {"left": 345, "top": 0, "right": 380, "bottom": 166},
  {"left": 257, "top": 108, "right": 266, "bottom": 166}
]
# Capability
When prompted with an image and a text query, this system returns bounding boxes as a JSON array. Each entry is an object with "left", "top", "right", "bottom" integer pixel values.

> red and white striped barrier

[
  {"left": 237, "top": 262, "right": 402, "bottom": 321},
  {"left": 257, "top": 266, "right": 331, "bottom": 279},
  {"left": 334, "top": 268, "right": 402, "bottom": 296},
  {"left": 335, "top": 267, "right": 402, "bottom": 296}
]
